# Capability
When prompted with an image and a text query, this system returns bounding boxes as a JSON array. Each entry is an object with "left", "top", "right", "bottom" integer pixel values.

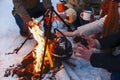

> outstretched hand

[
  {"left": 73, "top": 42, "right": 93, "bottom": 61},
  {"left": 80, "top": 35, "right": 97, "bottom": 48},
  {"left": 27, "top": 18, "right": 42, "bottom": 28},
  {"left": 73, "top": 35, "right": 97, "bottom": 61}
]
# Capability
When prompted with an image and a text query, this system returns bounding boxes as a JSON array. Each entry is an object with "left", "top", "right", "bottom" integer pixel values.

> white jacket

[{"left": 77, "top": 15, "right": 107, "bottom": 36}]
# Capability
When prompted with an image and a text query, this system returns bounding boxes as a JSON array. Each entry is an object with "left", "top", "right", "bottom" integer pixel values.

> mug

[
  {"left": 80, "top": 10, "right": 92, "bottom": 21},
  {"left": 56, "top": 2, "right": 65, "bottom": 12}
]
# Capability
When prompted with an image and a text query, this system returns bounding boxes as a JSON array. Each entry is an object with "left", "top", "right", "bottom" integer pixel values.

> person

[
  {"left": 58, "top": 0, "right": 119, "bottom": 53},
  {"left": 60, "top": 0, "right": 119, "bottom": 38},
  {"left": 73, "top": 31, "right": 120, "bottom": 80},
  {"left": 57, "top": 0, "right": 120, "bottom": 79},
  {"left": 12, "top": 0, "right": 52, "bottom": 37},
  {"left": 55, "top": 7, "right": 77, "bottom": 31},
  {"left": 73, "top": 6, "right": 95, "bottom": 29},
  {"left": 65, "top": 0, "right": 91, "bottom": 15}
]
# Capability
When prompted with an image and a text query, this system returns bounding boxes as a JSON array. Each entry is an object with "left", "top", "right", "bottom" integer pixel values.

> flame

[{"left": 29, "top": 24, "right": 53, "bottom": 73}]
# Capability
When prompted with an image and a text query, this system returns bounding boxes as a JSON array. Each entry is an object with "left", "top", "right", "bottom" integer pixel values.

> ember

[{"left": 4, "top": 4, "right": 75, "bottom": 79}]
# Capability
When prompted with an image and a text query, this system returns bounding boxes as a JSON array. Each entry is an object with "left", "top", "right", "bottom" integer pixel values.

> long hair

[
  {"left": 94, "top": 0, "right": 119, "bottom": 38},
  {"left": 93, "top": 0, "right": 119, "bottom": 53},
  {"left": 100, "top": 0, "right": 110, "bottom": 17},
  {"left": 102, "top": 1, "right": 119, "bottom": 37}
]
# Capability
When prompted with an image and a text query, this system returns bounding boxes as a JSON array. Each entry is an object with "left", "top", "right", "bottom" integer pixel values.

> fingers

[
  {"left": 80, "top": 34, "right": 96, "bottom": 47},
  {"left": 74, "top": 53, "right": 83, "bottom": 57},
  {"left": 73, "top": 42, "right": 93, "bottom": 61},
  {"left": 73, "top": 46, "right": 84, "bottom": 53},
  {"left": 73, "top": 42, "right": 87, "bottom": 54}
]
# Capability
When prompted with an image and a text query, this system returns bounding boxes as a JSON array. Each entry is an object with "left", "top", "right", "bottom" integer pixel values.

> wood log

[{"left": 21, "top": 51, "right": 35, "bottom": 67}]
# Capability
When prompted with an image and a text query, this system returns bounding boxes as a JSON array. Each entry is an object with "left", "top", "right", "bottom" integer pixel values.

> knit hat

[
  {"left": 65, "top": 8, "right": 77, "bottom": 23},
  {"left": 84, "top": 6, "right": 93, "bottom": 12}
]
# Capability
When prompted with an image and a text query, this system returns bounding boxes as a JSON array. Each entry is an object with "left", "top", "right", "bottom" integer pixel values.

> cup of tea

[
  {"left": 56, "top": 2, "right": 65, "bottom": 12},
  {"left": 80, "top": 10, "right": 92, "bottom": 21}
]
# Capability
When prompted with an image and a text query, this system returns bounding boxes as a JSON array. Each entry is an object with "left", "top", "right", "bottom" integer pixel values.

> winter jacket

[
  {"left": 12, "top": 0, "right": 52, "bottom": 24},
  {"left": 77, "top": 15, "right": 107, "bottom": 36},
  {"left": 90, "top": 31, "right": 120, "bottom": 72},
  {"left": 12, "top": 0, "right": 39, "bottom": 23}
]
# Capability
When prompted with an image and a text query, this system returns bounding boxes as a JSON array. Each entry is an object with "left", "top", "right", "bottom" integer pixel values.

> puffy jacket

[
  {"left": 13, "top": 0, "right": 39, "bottom": 23},
  {"left": 12, "top": 0, "right": 52, "bottom": 24},
  {"left": 90, "top": 31, "right": 120, "bottom": 71}
]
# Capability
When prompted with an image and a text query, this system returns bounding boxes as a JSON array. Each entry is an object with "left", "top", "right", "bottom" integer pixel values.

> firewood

[{"left": 21, "top": 51, "right": 35, "bottom": 67}]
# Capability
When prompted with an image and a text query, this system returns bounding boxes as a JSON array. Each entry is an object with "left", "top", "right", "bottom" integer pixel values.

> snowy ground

[{"left": 0, "top": 0, "right": 111, "bottom": 80}]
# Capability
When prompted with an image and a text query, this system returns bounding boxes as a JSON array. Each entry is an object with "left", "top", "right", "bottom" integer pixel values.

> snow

[{"left": 0, "top": 0, "right": 111, "bottom": 80}]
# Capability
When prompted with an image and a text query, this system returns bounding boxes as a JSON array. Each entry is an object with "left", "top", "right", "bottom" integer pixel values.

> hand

[
  {"left": 56, "top": 31, "right": 62, "bottom": 37},
  {"left": 80, "top": 35, "right": 97, "bottom": 48},
  {"left": 27, "top": 19, "right": 42, "bottom": 28},
  {"left": 55, "top": 13, "right": 67, "bottom": 21},
  {"left": 73, "top": 42, "right": 93, "bottom": 61}
]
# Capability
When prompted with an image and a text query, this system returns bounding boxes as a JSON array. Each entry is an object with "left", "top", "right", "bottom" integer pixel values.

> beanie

[{"left": 84, "top": 6, "right": 93, "bottom": 11}]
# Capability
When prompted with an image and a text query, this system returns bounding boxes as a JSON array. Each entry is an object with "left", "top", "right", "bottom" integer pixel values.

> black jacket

[{"left": 90, "top": 31, "right": 120, "bottom": 72}]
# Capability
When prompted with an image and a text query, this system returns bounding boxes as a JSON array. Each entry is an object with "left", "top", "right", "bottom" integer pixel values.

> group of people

[
  {"left": 62, "top": 0, "right": 120, "bottom": 80},
  {"left": 12, "top": 0, "right": 120, "bottom": 80}
]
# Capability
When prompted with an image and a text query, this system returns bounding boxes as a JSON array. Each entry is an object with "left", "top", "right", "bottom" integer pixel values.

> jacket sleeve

[
  {"left": 13, "top": 0, "right": 31, "bottom": 23},
  {"left": 90, "top": 53, "right": 120, "bottom": 72},
  {"left": 98, "top": 32, "right": 120, "bottom": 49},
  {"left": 77, "top": 15, "right": 107, "bottom": 36}
]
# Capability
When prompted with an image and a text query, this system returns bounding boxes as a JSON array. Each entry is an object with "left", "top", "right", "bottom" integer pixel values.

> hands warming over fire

[{"left": 73, "top": 35, "right": 97, "bottom": 61}]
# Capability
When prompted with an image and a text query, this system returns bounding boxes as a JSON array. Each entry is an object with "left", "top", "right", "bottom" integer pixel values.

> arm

[
  {"left": 77, "top": 15, "right": 107, "bottom": 36},
  {"left": 73, "top": 41, "right": 120, "bottom": 72},
  {"left": 57, "top": 15, "right": 106, "bottom": 37},
  {"left": 90, "top": 53, "right": 120, "bottom": 72},
  {"left": 73, "top": 32, "right": 120, "bottom": 72},
  {"left": 98, "top": 32, "right": 120, "bottom": 49}
]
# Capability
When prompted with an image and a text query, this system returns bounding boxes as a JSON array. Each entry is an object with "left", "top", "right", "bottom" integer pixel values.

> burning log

[
  {"left": 4, "top": 47, "right": 51, "bottom": 80},
  {"left": 21, "top": 51, "right": 36, "bottom": 67},
  {"left": 4, "top": 17, "right": 73, "bottom": 79}
]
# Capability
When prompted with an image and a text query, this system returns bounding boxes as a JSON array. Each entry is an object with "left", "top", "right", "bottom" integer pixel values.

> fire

[{"left": 29, "top": 24, "right": 53, "bottom": 73}]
